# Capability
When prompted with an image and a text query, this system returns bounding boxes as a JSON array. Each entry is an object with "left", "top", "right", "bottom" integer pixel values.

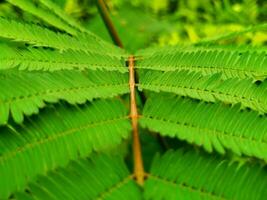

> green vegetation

[{"left": 0, "top": 0, "right": 267, "bottom": 199}]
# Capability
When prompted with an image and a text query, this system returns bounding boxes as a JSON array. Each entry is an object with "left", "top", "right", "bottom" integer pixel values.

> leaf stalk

[
  {"left": 128, "top": 55, "right": 145, "bottom": 186},
  {"left": 97, "top": 0, "right": 145, "bottom": 185}
]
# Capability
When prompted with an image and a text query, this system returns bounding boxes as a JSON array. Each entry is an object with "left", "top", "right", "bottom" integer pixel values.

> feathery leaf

[
  {"left": 140, "top": 93, "right": 267, "bottom": 160},
  {"left": 38, "top": 0, "right": 89, "bottom": 34},
  {"left": 136, "top": 46, "right": 267, "bottom": 80},
  {"left": 138, "top": 69, "right": 267, "bottom": 113},
  {"left": 0, "top": 18, "right": 125, "bottom": 57},
  {"left": 145, "top": 149, "right": 267, "bottom": 200},
  {"left": 0, "top": 69, "right": 129, "bottom": 124},
  {"left": 12, "top": 154, "right": 141, "bottom": 200},
  {"left": 0, "top": 45, "right": 127, "bottom": 72},
  {"left": 0, "top": 98, "right": 131, "bottom": 199},
  {"left": 7, "top": 0, "right": 78, "bottom": 35}
]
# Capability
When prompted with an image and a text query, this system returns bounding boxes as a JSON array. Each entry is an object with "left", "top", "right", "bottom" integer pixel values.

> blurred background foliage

[{"left": 0, "top": 0, "right": 266, "bottom": 52}]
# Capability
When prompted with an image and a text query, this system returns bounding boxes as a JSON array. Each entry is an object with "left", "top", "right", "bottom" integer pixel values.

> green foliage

[
  {"left": 12, "top": 154, "right": 141, "bottom": 200},
  {"left": 136, "top": 45, "right": 267, "bottom": 80},
  {"left": 0, "top": 98, "right": 130, "bottom": 198},
  {"left": 0, "top": 69, "right": 128, "bottom": 124},
  {"left": 7, "top": 0, "right": 78, "bottom": 35},
  {"left": 0, "top": 0, "right": 266, "bottom": 199},
  {"left": 87, "top": 5, "right": 169, "bottom": 52},
  {"left": 0, "top": 17, "right": 123, "bottom": 56},
  {"left": 37, "top": 0, "right": 88, "bottom": 33},
  {"left": 197, "top": 23, "right": 267, "bottom": 45},
  {"left": 145, "top": 149, "right": 267, "bottom": 200},
  {"left": 0, "top": 44, "right": 126, "bottom": 72},
  {"left": 138, "top": 70, "right": 267, "bottom": 113},
  {"left": 140, "top": 93, "right": 267, "bottom": 159}
]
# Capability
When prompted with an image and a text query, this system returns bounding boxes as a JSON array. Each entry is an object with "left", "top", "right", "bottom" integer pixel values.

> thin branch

[
  {"left": 128, "top": 55, "right": 145, "bottom": 186},
  {"left": 96, "top": 0, "right": 123, "bottom": 48}
]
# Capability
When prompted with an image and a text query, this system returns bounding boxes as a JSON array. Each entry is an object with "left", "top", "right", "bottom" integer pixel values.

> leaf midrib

[{"left": 0, "top": 116, "right": 129, "bottom": 163}]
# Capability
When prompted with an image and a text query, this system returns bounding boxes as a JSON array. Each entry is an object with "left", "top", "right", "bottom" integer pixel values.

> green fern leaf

[
  {"left": 136, "top": 44, "right": 267, "bottom": 58},
  {"left": 0, "top": 69, "right": 129, "bottom": 124},
  {"left": 136, "top": 46, "right": 267, "bottom": 80},
  {"left": 140, "top": 93, "right": 267, "bottom": 159},
  {"left": 6, "top": 0, "right": 122, "bottom": 56},
  {"left": 38, "top": 0, "right": 89, "bottom": 34},
  {"left": 12, "top": 154, "right": 141, "bottom": 200},
  {"left": 7, "top": 0, "right": 78, "bottom": 35},
  {"left": 145, "top": 149, "right": 267, "bottom": 200},
  {"left": 138, "top": 69, "right": 267, "bottom": 113},
  {"left": 0, "top": 18, "right": 124, "bottom": 56},
  {"left": 0, "top": 98, "right": 131, "bottom": 199},
  {"left": 0, "top": 45, "right": 127, "bottom": 72}
]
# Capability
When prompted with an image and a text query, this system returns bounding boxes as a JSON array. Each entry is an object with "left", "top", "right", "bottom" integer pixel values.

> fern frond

[
  {"left": 76, "top": 32, "right": 126, "bottom": 56},
  {"left": 12, "top": 154, "right": 141, "bottom": 200},
  {"left": 140, "top": 94, "right": 267, "bottom": 160},
  {"left": 137, "top": 44, "right": 267, "bottom": 57},
  {"left": 0, "top": 69, "right": 129, "bottom": 124},
  {"left": 0, "top": 98, "right": 131, "bottom": 199},
  {"left": 7, "top": 0, "right": 113, "bottom": 51},
  {"left": 7, "top": 0, "right": 78, "bottom": 35},
  {"left": 138, "top": 70, "right": 267, "bottom": 113},
  {"left": 136, "top": 46, "right": 267, "bottom": 80},
  {"left": 145, "top": 149, "right": 267, "bottom": 200},
  {"left": 38, "top": 0, "right": 89, "bottom": 34},
  {"left": 0, "top": 45, "right": 127, "bottom": 72},
  {"left": 195, "top": 43, "right": 267, "bottom": 53},
  {"left": 0, "top": 18, "right": 125, "bottom": 57}
]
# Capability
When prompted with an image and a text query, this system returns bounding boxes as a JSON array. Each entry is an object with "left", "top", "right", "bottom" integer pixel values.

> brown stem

[
  {"left": 128, "top": 55, "right": 145, "bottom": 186},
  {"left": 96, "top": 0, "right": 123, "bottom": 48},
  {"left": 97, "top": 0, "right": 145, "bottom": 184}
]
